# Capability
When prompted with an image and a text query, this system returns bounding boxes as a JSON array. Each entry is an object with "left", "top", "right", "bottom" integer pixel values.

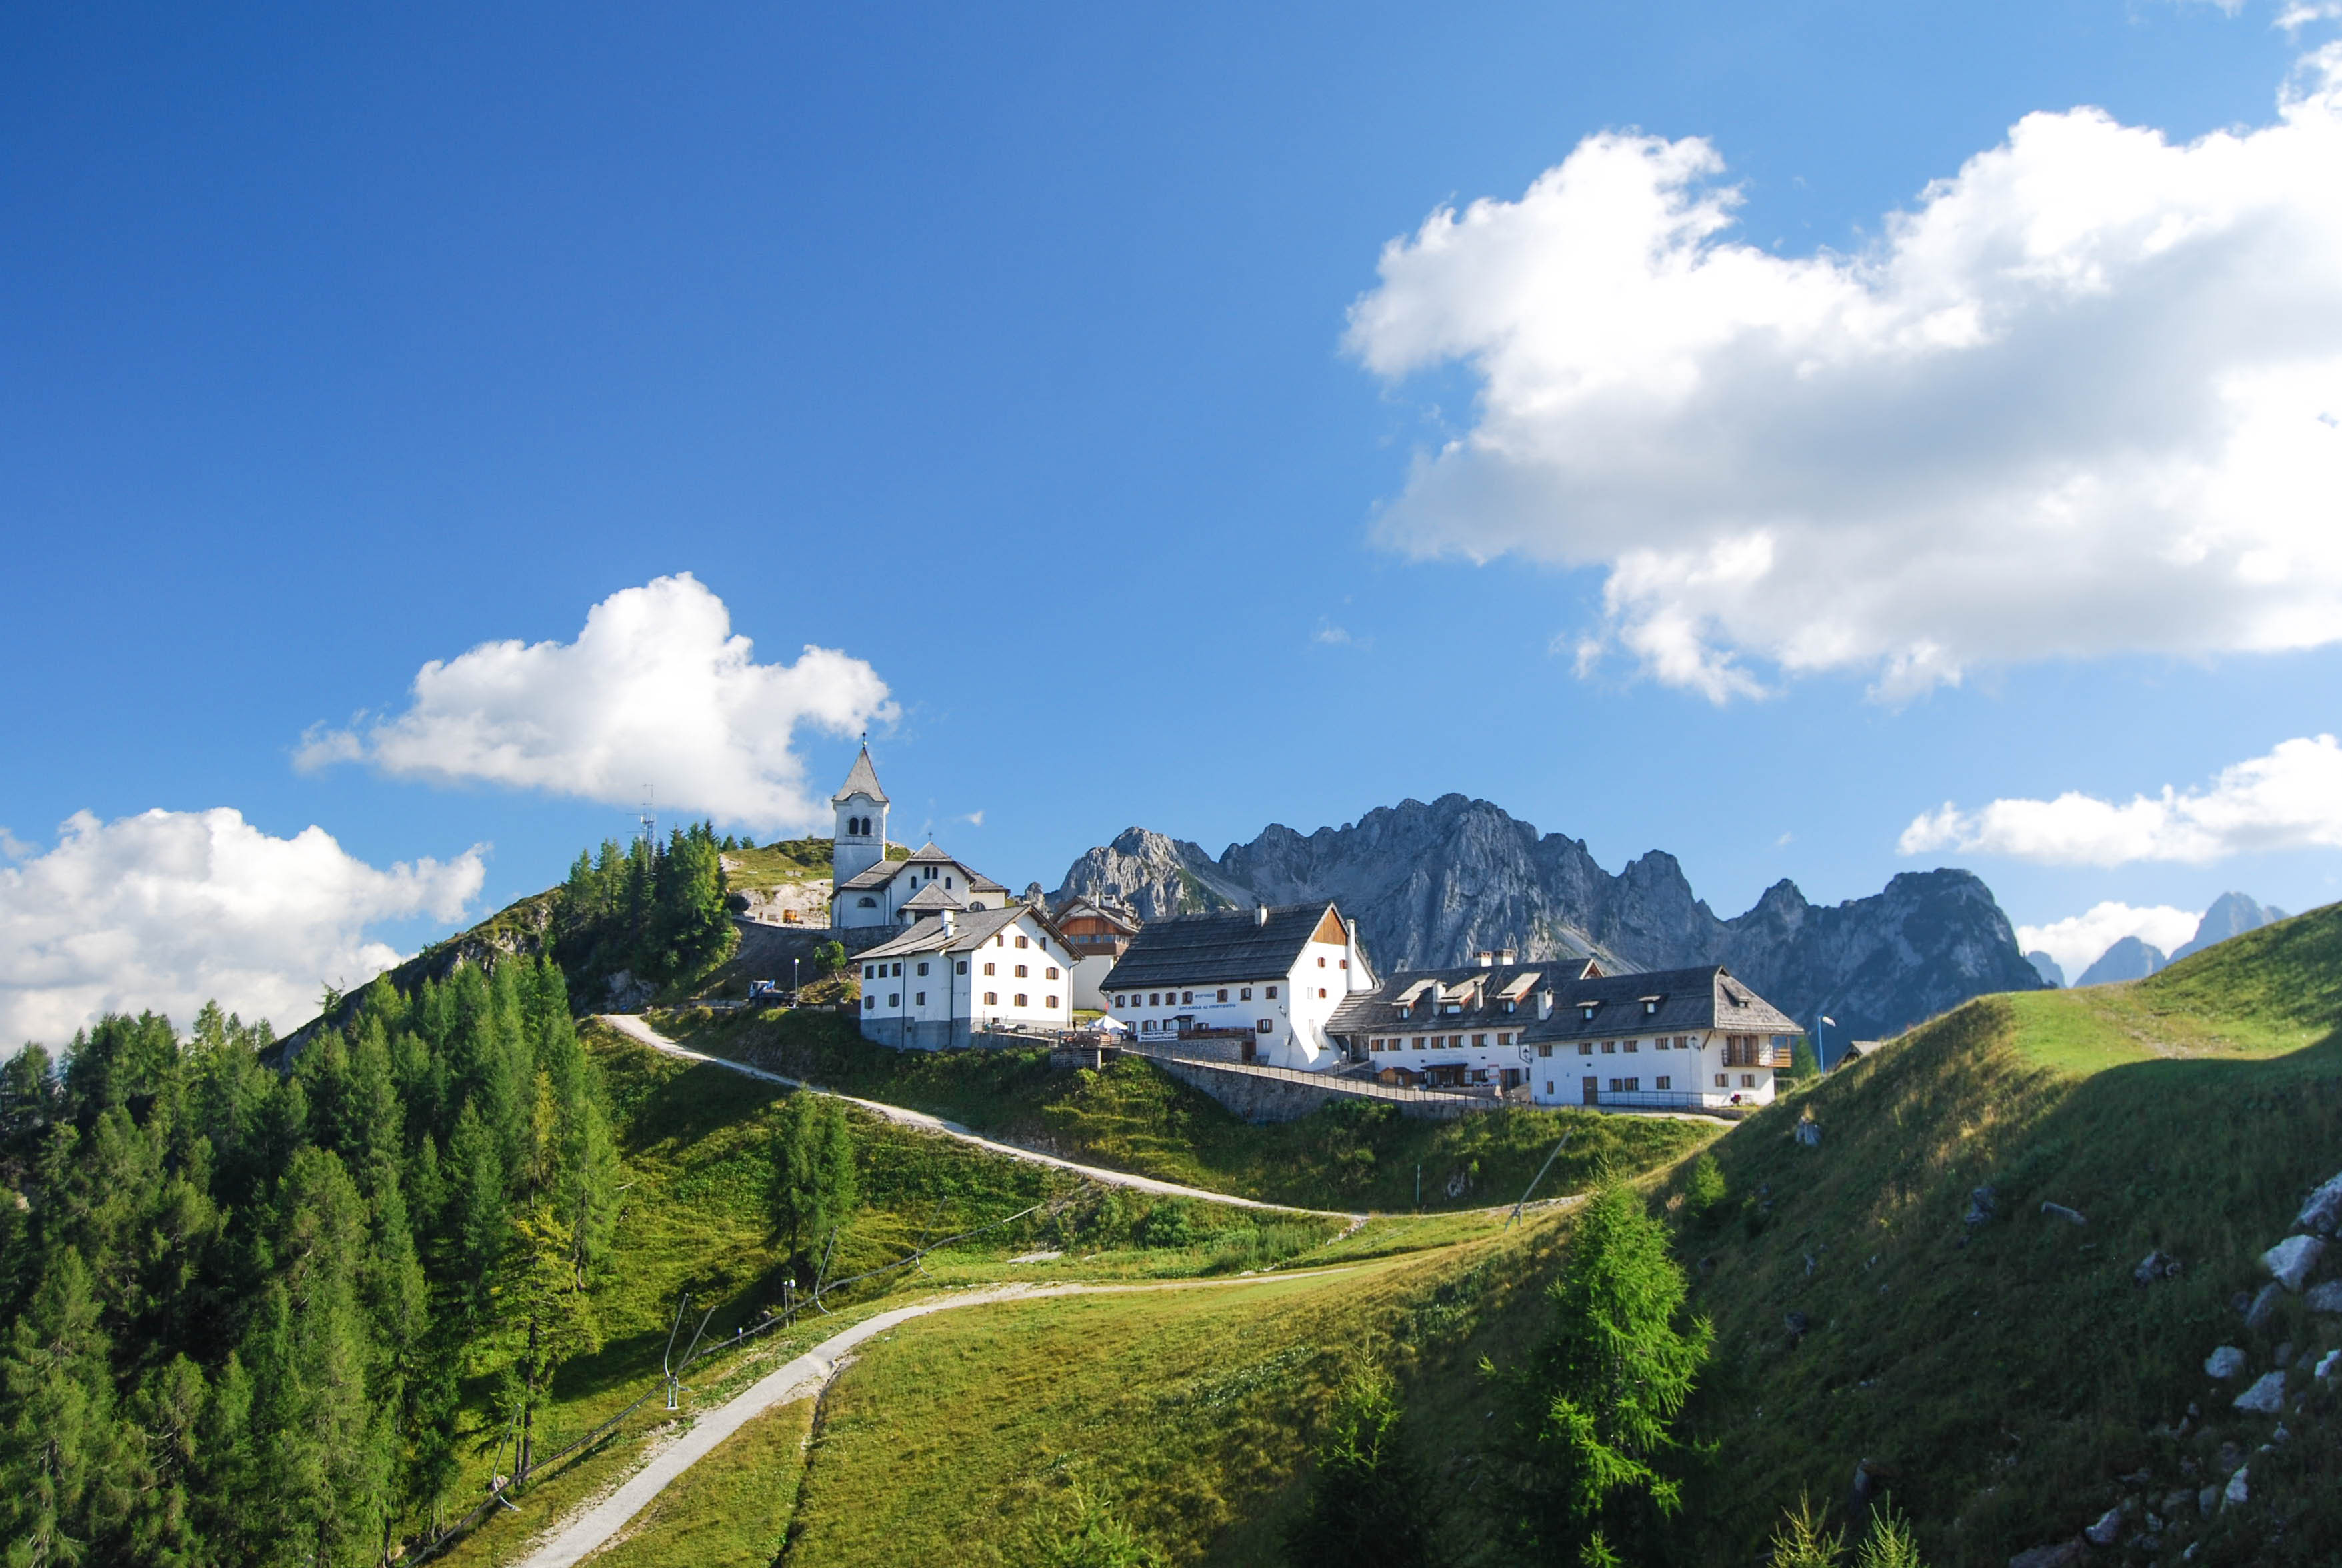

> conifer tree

[
  {"left": 0, "top": 1247, "right": 133, "bottom": 1568},
  {"left": 769, "top": 1094, "right": 857, "bottom": 1273},
  {"left": 1280, "top": 1365, "right": 1438, "bottom": 1567},
  {"left": 1489, "top": 1181, "right": 1713, "bottom": 1566}
]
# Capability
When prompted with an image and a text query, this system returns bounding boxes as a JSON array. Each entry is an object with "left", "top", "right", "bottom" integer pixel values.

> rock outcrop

[
  {"left": 1054, "top": 793, "right": 2046, "bottom": 1039},
  {"left": 2075, "top": 934, "right": 2167, "bottom": 987},
  {"left": 2169, "top": 891, "right": 2289, "bottom": 963}
]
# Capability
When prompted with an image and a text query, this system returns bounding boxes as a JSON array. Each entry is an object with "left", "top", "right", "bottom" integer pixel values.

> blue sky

[{"left": 5, "top": 1, "right": 2340, "bottom": 1039}]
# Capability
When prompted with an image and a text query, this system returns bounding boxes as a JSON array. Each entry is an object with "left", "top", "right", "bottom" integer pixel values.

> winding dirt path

[
  {"left": 595, "top": 1013, "right": 1357, "bottom": 1216},
  {"left": 511, "top": 1269, "right": 1363, "bottom": 1568}
]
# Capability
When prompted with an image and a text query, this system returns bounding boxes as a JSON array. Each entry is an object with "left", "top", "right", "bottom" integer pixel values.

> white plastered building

[
  {"left": 853, "top": 904, "right": 1077, "bottom": 1049},
  {"left": 1099, "top": 903, "right": 1376, "bottom": 1070}
]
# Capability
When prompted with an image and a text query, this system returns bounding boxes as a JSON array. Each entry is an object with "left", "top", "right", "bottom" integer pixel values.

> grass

[
  {"left": 721, "top": 837, "right": 909, "bottom": 895},
  {"left": 1657, "top": 899, "right": 2342, "bottom": 1567},
  {"left": 648, "top": 1005, "right": 1717, "bottom": 1213},
  {"left": 589, "top": 1397, "right": 817, "bottom": 1568}
]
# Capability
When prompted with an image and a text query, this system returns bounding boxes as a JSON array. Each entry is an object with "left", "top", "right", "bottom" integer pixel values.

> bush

[
  {"left": 1281, "top": 1365, "right": 1439, "bottom": 1567},
  {"left": 1139, "top": 1200, "right": 1197, "bottom": 1250},
  {"left": 1686, "top": 1153, "right": 1727, "bottom": 1221}
]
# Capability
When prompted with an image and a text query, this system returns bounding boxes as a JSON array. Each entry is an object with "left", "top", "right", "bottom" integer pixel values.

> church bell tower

[{"left": 831, "top": 744, "right": 889, "bottom": 890}]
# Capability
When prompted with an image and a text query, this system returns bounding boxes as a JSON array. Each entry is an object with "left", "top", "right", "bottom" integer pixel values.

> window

[
  {"left": 1741, "top": 1074, "right": 1756, "bottom": 1089},
  {"left": 1241, "top": 987, "right": 1252, "bottom": 1001},
  {"left": 915, "top": 992, "right": 925, "bottom": 1005},
  {"left": 1015, "top": 965, "right": 1028, "bottom": 978},
  {"left": 859, "top": 896, "right": 877, "bottom": 908},
  {"left": 1114, "top": 995, "right": 1125, "bottom": 1007},
  {"left": 917, "top": 961, "right": 929, "bottom": 976},
  {"left": 1015, "top": 936, "right": 1029, "bottom": 949},
  {"left": 1644, "top": 999, "right": 1659, "bottom": 1015},
  {"left": 1601, "top": 1041, "right": 1615, "bottom": 1054},
  {"left": 985, "top": 991, "right": 998, "bottom": 1005},
  {"left": 1537, "top": 1043, "right": 1551, "bottom": 1058},
  {"left": 1046, "top": 967, "right": 1059, "bottom": 980},
  {"left": 1266, "top": 985, "right": 1279, "bottom": 999},
  {"left": 1150, "top": 993, "right": 1161, "bottom": 1006},
  {"left": 863, "top": 965, "right": 876, "bottom": 980},
  {"left": 1318, "top": 987, "right": 1327, "bottom": 999},
  {"left": 1714, "top": 1073, "right": 1727, "bottom": 1087},
  {"left": 1624, "top": 1039, "right": 1637, "bottom": 1053},
  {"left": 1255, "top": 1019, "right": 1273, "bottom": 1033},
  {"left": 1340, "top": 958, "right": 1349, "bottom": 969},
  {"left": 1015, "top": 994, "right": 1029, "bottom": 1007},
  {"left": 945, "top": 877, "right": 953, "bottom": 889},
  {"left": 1609, "top": 1077, "right": 1639, "bottom": 1093},
  {"left": 1545, "top": 1081, "right": 1555, "bottom": 1095},
  {"left": 1656, "top": 1075, "right": 1671, "bottom": 1090},
  {"left": 863, "top": 997, "right": 875, "bottom": 1011},
  {"left": 888, "top": 993, "right": 899, "bottom": 1006},
  {"left": 1579, "top": 1042, "right": 1593, "bottom": 1055},
  {"left": 1217, "top": 988, "right": 1229, "bottom": 1002},
  {"left": 956, "top": 961, "right": 968, "bottom": 975},
  {"left": 984, "top": 963, "right": 995, "bottom": 976},
  {"left": 1473, "top": 1033, "right": 1487, "bottom": 1047},
  {"left": 1181, "top": 991, "right": 1193, "bottom": 1005},
  {"left": 1045, "top": 995, "right": 1059, "bottom": 1009},
  {"left": 1499, "top": 1033, "right": 1513, "bottom": 1047},
  {"left": 892, "top": 963, "right": 903, "bottom": 977}
]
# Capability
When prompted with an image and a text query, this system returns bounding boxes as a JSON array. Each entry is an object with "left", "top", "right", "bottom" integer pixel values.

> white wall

[
  {"left": 857, "top": 909, "right": 1073, "bottom": 1033},
  {"left": 1103, "top": 931, "right": 1365, "bottom": 1071}
]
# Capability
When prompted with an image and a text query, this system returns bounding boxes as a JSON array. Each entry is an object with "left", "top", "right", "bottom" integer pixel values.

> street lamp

[{"left": 792, "top": 957, "right": 801, "bottom": 999}]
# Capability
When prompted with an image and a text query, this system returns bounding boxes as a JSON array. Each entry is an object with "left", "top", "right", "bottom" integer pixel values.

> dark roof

[
  {"left": 1052, "top": 895, "right": 1141, "bottom": 934},
  {"left": 835, "top": 852, "right": 1008, "bottom": 895},
  {"left": 831, "top": 745, "right": 889, "bottom": 805},
  {"left": 857, "top": 903, "right": 1057, "bottom": 961},
  {"left": 1101, "top": 903, "right": 1347, "bottom": 991},
  {"left": 1328, "top": 963, "right": 1801, "bottom": 1045}
]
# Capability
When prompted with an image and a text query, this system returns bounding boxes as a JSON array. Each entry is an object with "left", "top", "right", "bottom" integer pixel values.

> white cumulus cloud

[
  {"left": 0, "top": 808, "right": 485, "bottom": 1049},
  {"left": 2017, "top": 901, "right": 2205, "bottom": 980},
  {"left": 299, "top": 574, "right": 897, "bottom": 830},
  {"left": 1899, "top": 734, "right": 2342, "bottom": 865},
  {"left": 1346, "top": 49, "right": 2342, "bottom": 701}
]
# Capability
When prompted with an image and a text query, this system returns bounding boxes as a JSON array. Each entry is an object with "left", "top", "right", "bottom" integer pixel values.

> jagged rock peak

[{"left": 1056, "top": 800, "right": 2044, "bottom": 1039}]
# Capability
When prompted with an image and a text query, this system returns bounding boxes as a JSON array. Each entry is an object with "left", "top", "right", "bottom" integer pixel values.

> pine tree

[
  {"left": 1280, "top": 1365, "right": 1438, "bottom": 1567},
  {"left": 0, "top": 1247, "right": 133, "bottom": 1568},
  {"left": 125, "top": 1354, "right": 206, "bottom": 1567},
  {"left": 1488, "top": 1181, "right": 1713, "bottom": 1565},
  {"left": 770, "top": 1094, "right": 859, "bottom": 1275}
]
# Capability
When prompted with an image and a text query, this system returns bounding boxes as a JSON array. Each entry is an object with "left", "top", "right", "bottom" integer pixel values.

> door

[
  {"left": 1581, "top": 1076, "right": 1599, "bottom": 1105},
  {"left": 1241, "top": 1039, "right": 1257, "bottom": 1064}
]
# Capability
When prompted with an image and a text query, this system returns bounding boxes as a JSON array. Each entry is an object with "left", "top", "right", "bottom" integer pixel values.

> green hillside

[
  {"left": 649, "top": 1003, "right": 1717, "bottom": 1213},
  {"left": 1657, "top": 901, "right": 2342, "bottom": 1566}
]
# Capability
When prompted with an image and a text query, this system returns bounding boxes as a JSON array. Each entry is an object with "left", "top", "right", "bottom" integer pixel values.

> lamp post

[{"left": 792, "top": 957, "right": 801, "bottom": 999}]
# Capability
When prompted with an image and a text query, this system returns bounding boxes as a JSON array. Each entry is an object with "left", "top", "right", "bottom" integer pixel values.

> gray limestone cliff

[
  {"left": 2169, "top": 892, "right": 2287, "bottom": 963},
  {"left": 1053, "top": 793, "right": 2046, "bottom": 1040},
  {"left": 2075, "top": 934, "right": 2166, "bottom": 987},
  {"left": 2025, "top": 951, "right": 2067, "bottom": 989}
]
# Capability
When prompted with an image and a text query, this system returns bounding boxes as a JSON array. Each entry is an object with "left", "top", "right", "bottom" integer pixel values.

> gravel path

[
  {"left": 595, "top": 1013, "right": 1356, "bottom": 1216},
  {"left": 511, "top": 1268, "right": 1364, "bottom": 1568}
]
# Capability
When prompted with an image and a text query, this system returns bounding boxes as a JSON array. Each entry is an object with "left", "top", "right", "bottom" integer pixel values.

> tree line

[
  {"left": 0, "top": 957, "right": 616, "bottom": 1566},
  {"left": 551, "top": 821, "right": 736, "bottom": 1003}
]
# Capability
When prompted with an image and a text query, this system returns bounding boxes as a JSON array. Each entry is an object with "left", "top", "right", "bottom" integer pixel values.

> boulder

[
  {"left": 2225, "top": 1465, "right": 2249, "bottom": 1508},
  {"left": 1965, "top": 1185, "right": 1999, "bottom": 1226},
  {"left": 2039, "top": 1201, "right": 2087, "bottom": 1226},
  {"left": 2297, "top": 1171, "right": 2342, "bottom": 1237},
  {"left": 2133, "top": 1249, "right": 2183, "bottom": 1285},
  {"left": 2233, "top": 1371, "right": 2286, "bottom": 1414},
  {"left": 2245, "top": 1283, "right": 2284, "bottom": 1333},
  {"left": 2084, "top": 1507, "right": 2122, "bottom": 1547},
  {"left": 1795, "top": 1119, "right": 1822, "bottom": 1147},
  {"left": 2007, "top": 1542, "right": 2082, "bottom": 1568},
  {"left": 2315, "top": 1347, "right": 2341, "bottom": 1382},
  {"left": 2203, "top": 1345, "right": 2248, "bottom": 1379},
  {"left": 1784, "top": 1311, "right": 1811, "bottom": 1342},
  {"left": 2305, "top": 1279, "right": 2342, "bottom": 1314},
  {"left": 2262, "top": 1234, "right": 2327, "bottom": 1291},
  {"left": 2197, "top": 1484, "right": 2221, "bottom": 1517}
]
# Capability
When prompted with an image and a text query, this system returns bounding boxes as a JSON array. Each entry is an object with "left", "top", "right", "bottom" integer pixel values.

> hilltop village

[{"left": 799, "top": 747, "right": 1803, "bottom": 1117}]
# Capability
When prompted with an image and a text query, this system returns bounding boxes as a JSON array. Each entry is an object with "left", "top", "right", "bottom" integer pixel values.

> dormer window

[{"left": 1641, "top": 996, "right": 1663, "bottom": 1016}]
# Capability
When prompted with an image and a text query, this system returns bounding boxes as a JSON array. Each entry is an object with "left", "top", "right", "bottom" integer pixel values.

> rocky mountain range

[
  {"left": 2058, "top": 891, "right": 2290, "bottom": 989},
  {"left": 1053, "top": 793, "right": 2046, "bottom": 1041}
]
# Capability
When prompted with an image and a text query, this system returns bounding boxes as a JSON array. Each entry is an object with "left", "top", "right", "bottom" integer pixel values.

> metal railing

[{"left": 1118, "top": 1039, "right": 1499, "bottom": 1109}]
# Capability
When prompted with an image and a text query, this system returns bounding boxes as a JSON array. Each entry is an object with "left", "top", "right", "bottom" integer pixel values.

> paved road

[
  {"left": 510, "top": 1270, "right": 1362, "bottom": 1568},
  {"left": 595, "top": 1013, "right": 1357, "bottom": 1216}
]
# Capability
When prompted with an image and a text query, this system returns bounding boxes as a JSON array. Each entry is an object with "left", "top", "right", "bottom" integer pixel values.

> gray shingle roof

[
  {"left": 899, "top": 881, "right": 967, "bottom": 911},
  {"left": 835, "top": 853, "right": 1008, "bottom": 895},
  {"left": 830, "top": 744, "right": 889, "bottom": 805},
  {"left": 856, "top": 901, "right": 1077, "bottom": 961},
  {"left": 1328, "top": 963, "right": 1800, "bottom": 1045},
  {"left": 1101, "top": 903, "right": 1345, "bottom": 991}
]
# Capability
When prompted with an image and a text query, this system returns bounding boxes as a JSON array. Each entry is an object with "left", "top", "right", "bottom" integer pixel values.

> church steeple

[{"left": 831, "top": 744, "right": 888, "bottom": 889}]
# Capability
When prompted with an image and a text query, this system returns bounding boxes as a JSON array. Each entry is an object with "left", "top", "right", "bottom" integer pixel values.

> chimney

[
  {"left": 1254, "top": 905, "right": 1269, "bottom": 927},
  {"left": 939, "top": 908, "right": 955, "bottom": 937},
  {"left": 1475, "top": 950, "right": 1494, "bottom": 968},
  {"left": 1497, "top": 947, "right": 1517, "bottom": 965},
  {"left": 1537, "top": 988, "right": 1555, "bottom": 1021}
]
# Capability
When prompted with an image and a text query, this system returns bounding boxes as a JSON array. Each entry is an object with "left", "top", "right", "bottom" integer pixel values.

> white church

[{"left": 827, "top": 745, "right": 1011, "bottom": 928}]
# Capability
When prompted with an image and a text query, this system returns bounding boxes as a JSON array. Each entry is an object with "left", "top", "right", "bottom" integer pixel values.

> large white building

[
  {"left": 826, "top": 746, "right": 1010, "bottom": 929},
  {"left": 1100, "top": 903, "right": 1376, "bottom": 1070},
  {"left": 853, "top": 904, "right": 1077, "bottom": 1049},
  {"left": 1327, "top": 959, "right": 1802, "bottom": 1111}
]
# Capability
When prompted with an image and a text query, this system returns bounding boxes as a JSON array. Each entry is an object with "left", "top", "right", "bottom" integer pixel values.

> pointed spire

[{"left": 831, "top": 743, "right": 889, "bottom": 805}]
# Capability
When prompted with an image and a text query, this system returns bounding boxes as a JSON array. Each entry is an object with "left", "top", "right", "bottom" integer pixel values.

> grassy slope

[
  {"left": 437, "top": 1023, "right": 1551, "bottom": 1568},
  {"left": 651, "top": 1005, "right": 1716, "bottom": 1213},
  {"left": 569, "top": 1209, "right": 1581, "bottom": 1568},
  {"left": 1661, "top": 902, "right": 2342, "bottom": 1567}
]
